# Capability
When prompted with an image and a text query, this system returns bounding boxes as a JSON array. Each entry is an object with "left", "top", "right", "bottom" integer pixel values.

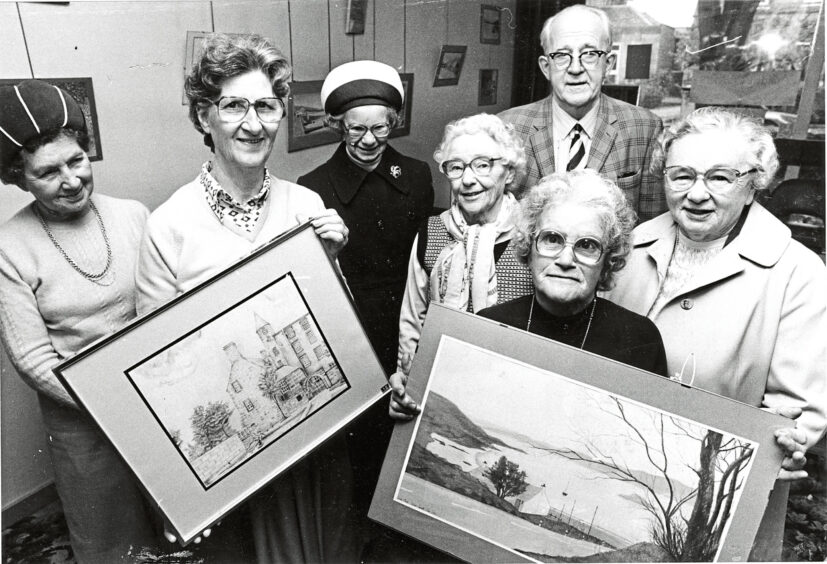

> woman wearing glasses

[
  {"left": 136, "top": 34, "right": 356, "bottom": 562},
  {"left": 390, "top": 113, "right": 535, "bottom": 420},
  {"left": 477, "top": 170, "right": 666, "bottom": 374},
  {"left": 606, "top": 107, "right": 826, "bottom": 560}
]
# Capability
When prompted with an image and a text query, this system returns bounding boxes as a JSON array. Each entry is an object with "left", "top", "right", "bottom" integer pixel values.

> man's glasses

[
  {"left": 534, "top": 229, "right": 604, "bottom": 265},
  {"left": 441, "top": 157, "right": 504, "bottom": 179},
  {"left": 344, "top": 123, "right": 391, "bottom": 141},
  {"left": 546, "top": 50, "right": 608, "bottom": 70},
  {"left": 663, "top": 166, "right": 758, "bottom": 194},
  {"left": 209, "top": 96, "right": 285, "bottom": 123}
]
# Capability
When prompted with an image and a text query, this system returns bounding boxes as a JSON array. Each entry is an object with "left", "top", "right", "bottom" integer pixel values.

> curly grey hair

[
  {"left": 651, "top": 106, "right": 779, "bottom": 192},
  {"left": 512, "top": 170, "right": 636, "bottom": 292},
  {"left": 433, "top": 113, "right": 527, "bottom": 193},
  {"left": 185, "top": 33, "right": 291, "bottom": 150},
  {"left": 325, "top": 107, "right": 400, "bottom": 138}
]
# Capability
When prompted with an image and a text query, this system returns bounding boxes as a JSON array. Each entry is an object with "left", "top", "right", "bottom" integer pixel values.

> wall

[{"left": 0, "top": 0, "right": 515, "bottom": 511}]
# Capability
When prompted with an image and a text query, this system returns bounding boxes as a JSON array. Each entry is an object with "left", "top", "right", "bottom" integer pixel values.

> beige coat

[{"left": 606, "top": 203, "right": 826, "bottom": 560}]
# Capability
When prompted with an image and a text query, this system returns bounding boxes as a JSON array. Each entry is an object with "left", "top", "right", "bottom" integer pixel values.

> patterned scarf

[{"left": 429, "top": 192, "right": 517, "bottom": 313}]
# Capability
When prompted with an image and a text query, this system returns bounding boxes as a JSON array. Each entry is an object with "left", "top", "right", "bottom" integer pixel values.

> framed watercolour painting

[
  {"left": 370, "top": 305, "right": 791, "bottom": 563},
  {"left": 287, "top": 73, "right": 413, "bottom": 152},
  {"left": 0, "top": 77, "right": 103, "bottom": 161},
  {"left": 433, "top": 45, "right": 467, "bottom": 87},
  {"left": 55, "top": 223, "right": 390, "bottom": 544},
  {"left": 480, "top": 5, "right": 502, "bottom": 45}
]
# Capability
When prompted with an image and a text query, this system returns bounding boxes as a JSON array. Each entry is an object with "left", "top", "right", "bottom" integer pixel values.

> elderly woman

[
  {"left": 135, "top": 34, "right": 356, "bottom": 562},
  {"left": 0, "top": 80, "right": 158, "bottom": 561},
  {"left": 606, "top": 106, "right": 826, "bottom": 560},
  {"left": 478, "top": 170, "right": 667, "bottom": 374},
  {"left": 297, "top": 62, "right": 434, "bottom": 528},
  {"left": 390, "top": 113, "right": 534, "bottom": 419}
]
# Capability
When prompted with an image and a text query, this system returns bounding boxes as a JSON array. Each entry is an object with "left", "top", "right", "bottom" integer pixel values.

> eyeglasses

[
  {"left": 441, "top": 157, "right": 505, "bottom": 179},
  {"left": 663, "top": 166, "right": 758, "bottom": 194},
  {"left": 534, "top": 229, "right": 604, "bottom": 265},
  {"left": 344, "top": 123, "right": 391, "bottom": 141},
  {"left": 546, "top": 50, "right": 608, "bottom": 70},
  {"left": 209, "top": 96, "right": 285, "bottom": 123}
]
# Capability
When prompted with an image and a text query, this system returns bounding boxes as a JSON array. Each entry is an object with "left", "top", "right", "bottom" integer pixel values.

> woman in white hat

[
  {"left": 297, "top": 60, "right": 434, "bottom": 531},
  {"left": 0, "top": 79, "right": 159, "bottom": 561}
]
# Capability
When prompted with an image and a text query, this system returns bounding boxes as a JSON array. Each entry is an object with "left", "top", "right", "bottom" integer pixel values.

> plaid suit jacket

[{"left": 499, "top": 94, "right": 666, "bottom": 223}]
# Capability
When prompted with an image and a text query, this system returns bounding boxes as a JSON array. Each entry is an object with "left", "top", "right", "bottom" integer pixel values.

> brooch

[{"left": 390, "top": 165, "right": 402, "bottom": 178}]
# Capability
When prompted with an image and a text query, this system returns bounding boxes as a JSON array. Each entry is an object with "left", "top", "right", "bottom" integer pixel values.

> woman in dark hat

[
  {"left": 0, "top": 79, "right": 158, "bottom": 561},
  {"left": 297, "top": 60, "right": 434, "bottom": 531}
]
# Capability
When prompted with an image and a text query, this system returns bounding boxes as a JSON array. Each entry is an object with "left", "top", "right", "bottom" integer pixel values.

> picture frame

[
  {"left": 345, "top": 0, "right": 367, "bottom": 34},
  {"left": 433, "top": 45, "right": 467, "bottom": 87},
  {"left": 0, "top": 77, "right": 103, "bottom": 162},
  {"left": 369, "top": 304, "right": 791, "bottom": 563},
  {"left": 480, "top": 5, "right": 502, "bottom": 45},
  {"left": 287, "top": 73, "right": 413, "bottom": 152},
  {"left": 478, "top": 69, "right": 498, "bottom": 106},
  {"left": 54, "top": 223, "right": 390, "bottom": 545}
]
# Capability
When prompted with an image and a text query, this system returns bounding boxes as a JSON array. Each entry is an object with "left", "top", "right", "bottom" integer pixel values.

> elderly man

[{"left": 499, "top": 4, "right": 666, "bottom": 222}]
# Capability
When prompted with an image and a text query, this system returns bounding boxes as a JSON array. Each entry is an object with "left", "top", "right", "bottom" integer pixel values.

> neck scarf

[{"left": 429, "top": 192, "right": 517, "bottom": 313}]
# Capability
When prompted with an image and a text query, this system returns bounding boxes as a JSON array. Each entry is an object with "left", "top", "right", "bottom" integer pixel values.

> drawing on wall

[
  {"left": 288, "top": 74, "right": 413, "bottom": 152},
  {"left": 394, "top": 336, "right": 756, "bottom": 562},
  {"left": 127, "top": 273, "right": 350, "bottom": 489},
  {"left": 480, "top": 5, "right": 502, "bottom": 45},
  {"left": 433, "top": 46, "right": 468, "bottom": 87},
  {"left": 345, "top": 0, "right": 367, "bottom": 34},
  {"left": 478, "top": 69, "right": 498, "bottom": 106},
  {"left": 1, "top": 77, "right": 103, "bottom": 161}
]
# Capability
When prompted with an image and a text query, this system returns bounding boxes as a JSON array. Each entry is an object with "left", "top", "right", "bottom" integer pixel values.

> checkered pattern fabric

[{"left": 201, "top": 162, "right": 271, "bottom": 232}]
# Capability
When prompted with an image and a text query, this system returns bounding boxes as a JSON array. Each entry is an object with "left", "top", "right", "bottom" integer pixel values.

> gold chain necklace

[
  {"left": 526, "top": 294, "right": 597, "bottom": 349},
  {"left": 35, "top": 200, "right": 113, "bottom": 282}
]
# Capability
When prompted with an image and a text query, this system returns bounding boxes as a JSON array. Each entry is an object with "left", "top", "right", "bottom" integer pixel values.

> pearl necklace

[
  {"left": 526, "top": 294, "right": 597, "bottom": 349},
  {"left": 35, "top": 200, "right": 113, "bottom": 282}
]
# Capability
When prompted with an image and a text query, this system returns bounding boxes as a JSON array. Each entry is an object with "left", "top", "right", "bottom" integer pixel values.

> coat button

[
  {"left": 680, "top": 299, "right": 693, "bottom": 310},
  {"left": 376, "top": 219, "right": 384, "bottom": 230},
  {"left": 407, "top": 210, "right": 416, "bottom": 220}
]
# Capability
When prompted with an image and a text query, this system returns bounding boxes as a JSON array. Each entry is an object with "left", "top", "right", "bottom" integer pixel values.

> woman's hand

[
  {"left": 766, "top": 406, "right": 808, "bottom": 481},
  {"left": 163, "top": 525, "right": 212, "bottom": 545},
  {"left": 389, "top": 354, "right": 420, "bottom": 421},
  {"left": 298, "top": 210, "right": 349, "bottom": 258}
]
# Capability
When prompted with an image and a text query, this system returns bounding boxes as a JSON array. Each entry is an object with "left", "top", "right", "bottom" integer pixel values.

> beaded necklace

[
  {"left": 526, "top": 294, "right": 597, "bottom": 349},
  {"left": 35, "top": 200, "right": 112, "bottom": 282}
]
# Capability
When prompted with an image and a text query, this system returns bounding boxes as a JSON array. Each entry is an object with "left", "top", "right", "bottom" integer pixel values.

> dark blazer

[{"left": 499, "top": 94, "right": 666, "bottom": 222}]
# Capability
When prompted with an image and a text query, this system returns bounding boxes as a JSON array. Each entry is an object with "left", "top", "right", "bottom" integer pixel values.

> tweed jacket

[{"left": 499, "top": 94, "right": 666, "bottom": 222}]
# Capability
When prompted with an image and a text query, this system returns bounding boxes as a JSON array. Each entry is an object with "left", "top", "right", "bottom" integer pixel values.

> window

[
  {"left": 243, "top": 399, "right": 255, "bottom": 412},
  {"left": 231, "top": 380, "right": 242, "bottom": 393},
  {"left": 625, "top": 44, "right": 652, "bottom": 79}
]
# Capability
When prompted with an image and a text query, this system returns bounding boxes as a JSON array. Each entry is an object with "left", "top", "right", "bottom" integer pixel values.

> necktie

[{"left": 567, "top": 123, "right": 586, "bottom": 172}]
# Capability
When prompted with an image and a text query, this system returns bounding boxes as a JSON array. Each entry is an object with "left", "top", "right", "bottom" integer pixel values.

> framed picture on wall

[
  {"left": 0, "top": 77, "right": 103, "bottom": 162},
  {"left": 287, "top": 73, "right": 413, "bottom": 152},
  {"left": 370, "top": 304, "right": 791, "bottom": 563},
  {"left": 478, "top": 69, "right": 498, "bottom": 106},
  {"left": 345, "top": 0, "right": 367, "bottom": 34},
  {"left": 480, "top": 5, "right": 502, "bottom": 45},
  {"left": 54, "top": 222, "right": 390, "bottom": 545},
  {"left": 433, "top": 45, "right": 467, "bottom": 87}
]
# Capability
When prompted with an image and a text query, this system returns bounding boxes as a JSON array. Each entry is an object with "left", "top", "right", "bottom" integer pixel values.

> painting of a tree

[
  {"left": 258, "top": 371, "right": 286, "bottom": 417},
  {"left": 484, "top": 455, "right": 528, "bottom": 500},
  {"left": 190, "top": 401, "right": 235, "bottom": 451},
  {"left": 537, "top": 397, "right": 753, "bottom": 561}
]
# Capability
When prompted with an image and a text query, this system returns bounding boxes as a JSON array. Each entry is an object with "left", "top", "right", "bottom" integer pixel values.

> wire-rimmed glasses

[{"left": 344, "top": 123, "right": 391, "bottom": 142}]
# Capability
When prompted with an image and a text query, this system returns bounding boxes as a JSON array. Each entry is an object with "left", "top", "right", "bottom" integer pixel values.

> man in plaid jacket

[{"left": 499, "top": 5, "right": 666, "bottom": 223}]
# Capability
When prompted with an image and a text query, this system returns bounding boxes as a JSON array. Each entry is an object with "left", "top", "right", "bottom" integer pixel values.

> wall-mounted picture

[
  {"left": 288, "top": 73, "right": 413, "bottom": 152},
  {"left": 55, "top": 223, "right": 390, "bottom": 544},
  {"left": 433, "top": 45, "right": 467, "bottom": 87},
  {"left": 1, "top": 77, "right": 103, "bottom": 162},
  {"left": 370, "top": 305, "right": 792, "bottom": 563},
  {"left": 345, "top": 0, "right": 367, "bottom": 34},
  {"left": 480, "top": 5, "right": 502, "bottom": 45},
  {"left": 126, "top": 273, "right": 349, "bottom": 489},
  {"left": 478, "top": 69, "right": 498, "bottom": 106}
]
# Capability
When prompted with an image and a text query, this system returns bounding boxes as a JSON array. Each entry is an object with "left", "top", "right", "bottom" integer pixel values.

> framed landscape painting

[
  {"left": 55, "top": 223, "right": 389, "bottom": 544},
  {"left": 370, "top": 305, "right": 791, "bottom": 562}
]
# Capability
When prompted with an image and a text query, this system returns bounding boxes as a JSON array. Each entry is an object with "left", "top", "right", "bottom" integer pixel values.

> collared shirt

[
  {"left": 200, "top": 161, "right": 271, "bottom": 233},
  {"left": 551, "top": 97, "right": 599, "bottom": 171}
]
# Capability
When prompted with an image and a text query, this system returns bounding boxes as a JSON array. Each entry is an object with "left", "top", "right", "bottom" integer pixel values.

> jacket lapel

[
  {"left": 374, "top": 145, "right": 411, "bottom": 195},
  {"left": 527, "top": 98, "right": 556, "bottom": 175},
  {"left": 587, "top": 95, "right": 617, "bottom": 173},
  {"left": 326, "top": 143, "right": 368, "bottom": 205}
]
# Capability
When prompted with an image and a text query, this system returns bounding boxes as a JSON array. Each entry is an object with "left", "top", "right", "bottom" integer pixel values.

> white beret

[{"left": 320, "top": 60, "right": 404, "bottom": 115}]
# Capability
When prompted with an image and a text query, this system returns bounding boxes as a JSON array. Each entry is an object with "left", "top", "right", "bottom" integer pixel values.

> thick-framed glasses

[
  {"left": 546, "top": 50, "right": 608, "bottom": 70},
  {"left": 534, "top": 229, "right": 604, "bottom": 265},
  {"left": 441, "top": 157, "right": 504, "bottom": 179},
  {"left": 209, "top": 96, "right": 285, "bottom": 123},
  {"left": 663, "top": 166, "right": 758, "bottom": 194},
  {"left": 344, "top": 123, "right": 391, "bottom": 141}
]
